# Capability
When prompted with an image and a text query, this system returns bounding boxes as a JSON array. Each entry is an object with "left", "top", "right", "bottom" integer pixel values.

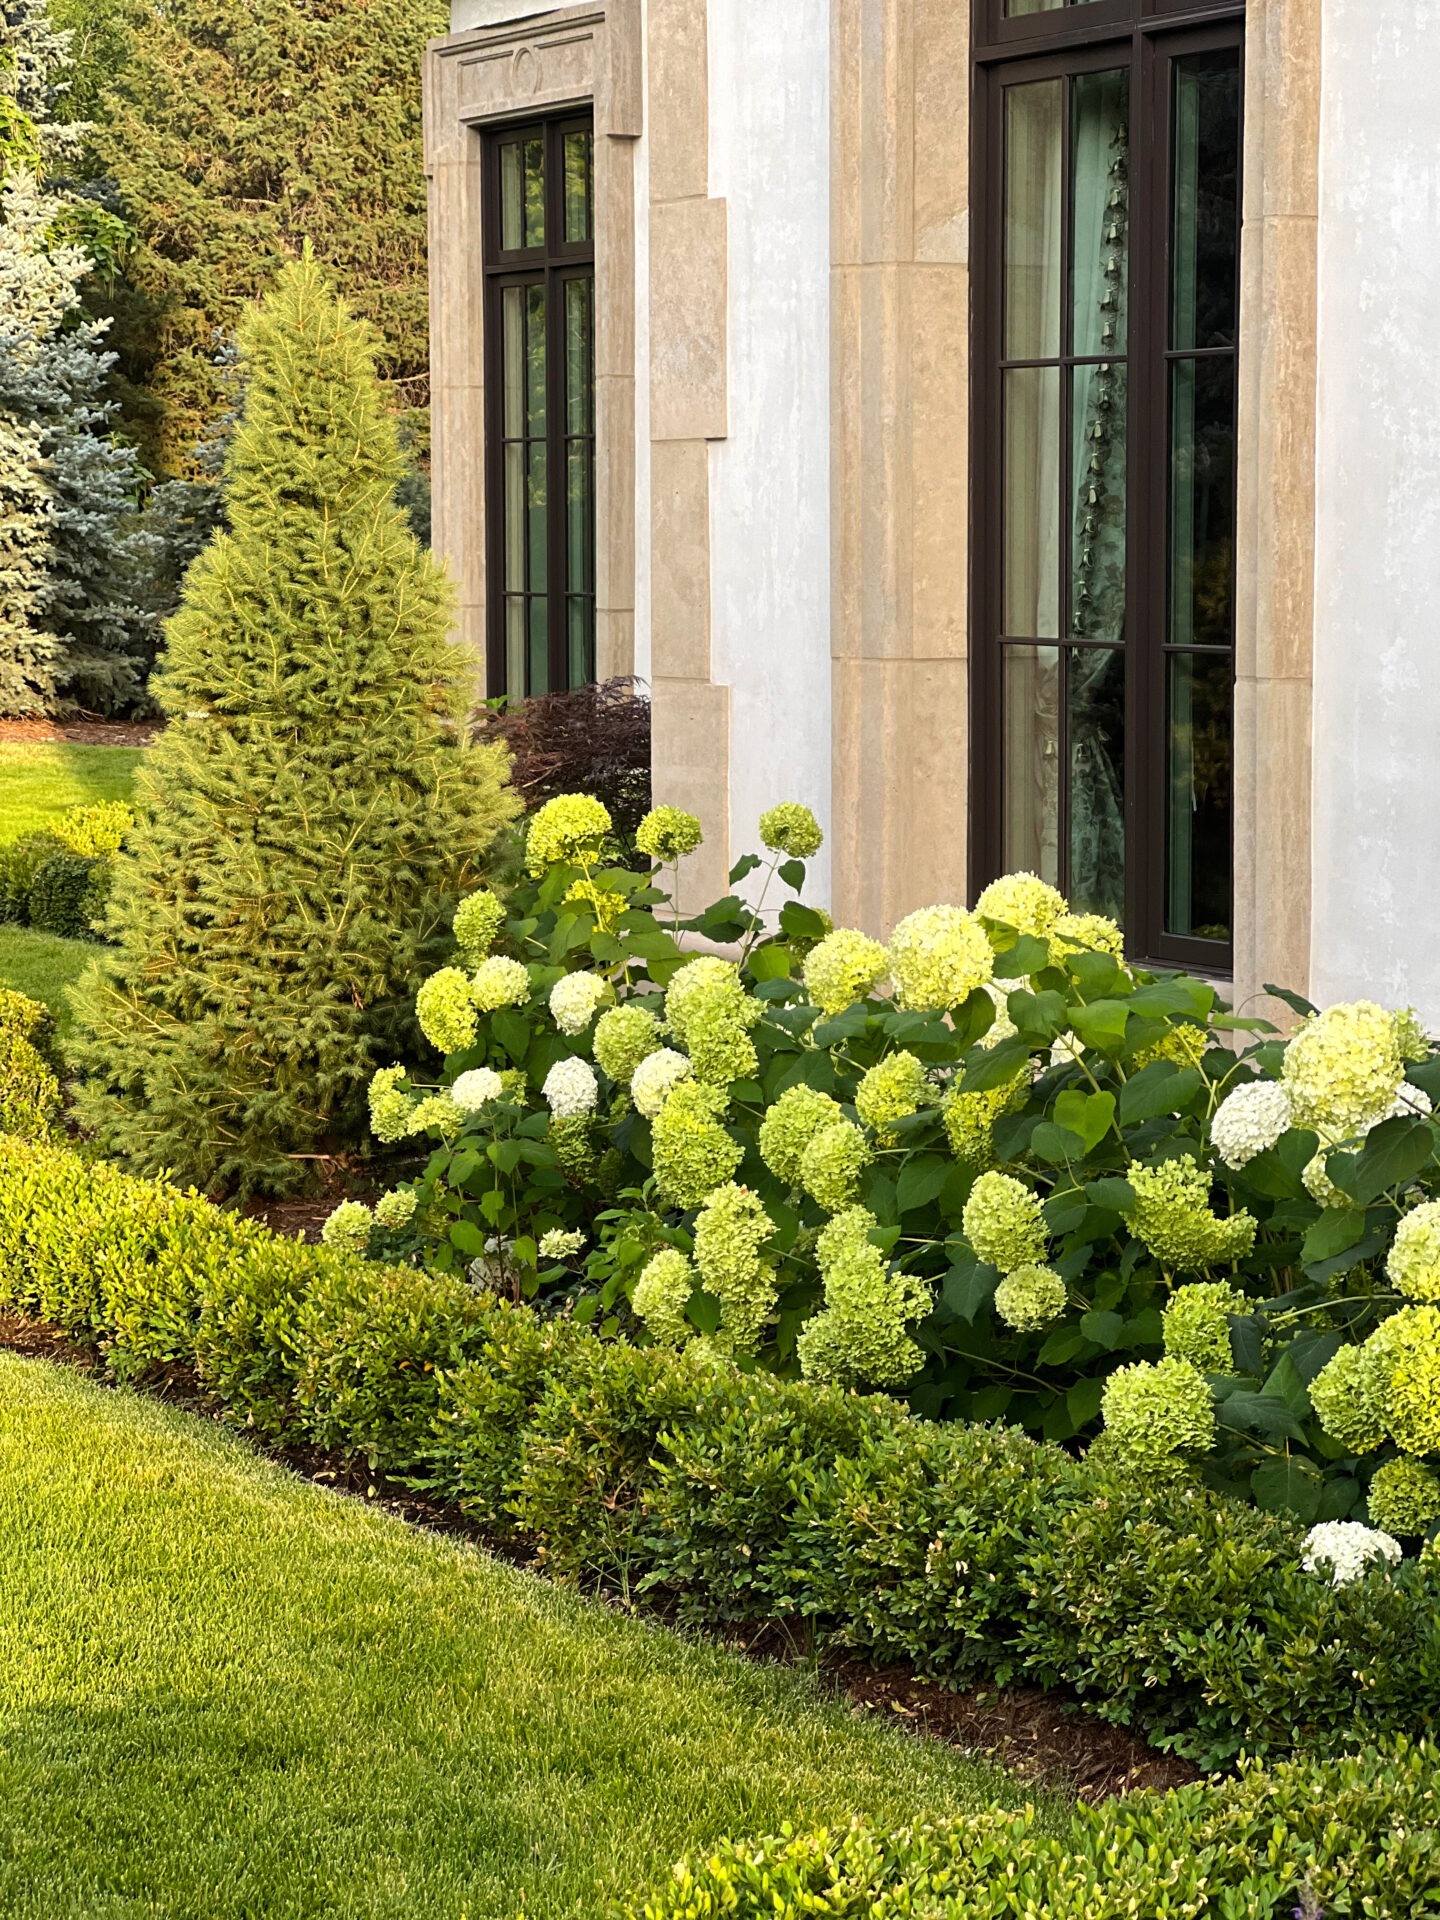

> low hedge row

[
  {"left": 0, "top": 803, "right": 130, "bottom": 941},
  {"left": 627, "top": 1736, "right": 1440, "bottom": 1918},
  {"left": 2, "top": 1135, "right": 1438, "bottom": 1773}
]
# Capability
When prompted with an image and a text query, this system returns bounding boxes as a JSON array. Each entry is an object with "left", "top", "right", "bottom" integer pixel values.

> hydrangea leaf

[
  {"left": 896, "top": 1155, "right": 951, "bottom": 1214},
  {"left": 1346, "top": 1115, "right": 1436, "bottom": 1206},
  {"left": 1251, "top": 1457, "right": 1322, "bottom": 1524},
  {"left": 990, "top": 934, "right": 1052, "bottom": 980},
  {"left": 1119, "top": 1062, "right": 1203, "bottom": 1126},
  {"left": 1301, "top": 1207, "right": 1368, "bottom": 1267},
  {"left": 941, "top": 1257, "right": 998, "bottom": 1324},
  {"left": 1052, "top": 1090, "right": 1116, "bottom": 1154},
  {"left": 1080, "top": 1309, "right": 1124, "bottom": 1350}
]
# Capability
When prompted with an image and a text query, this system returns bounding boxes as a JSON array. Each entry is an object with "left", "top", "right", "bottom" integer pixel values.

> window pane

[
  {"left": 567, "top": 440, "right": 593, "bottom": 598},
  {"left": 1071, "top": 70, "right": 1129, "bottom": 357},
  {"left": 503, "top": 444, "right": 524, "bottom": 590},
  {"left": 1172, "top": 51, "right": 1241, "bottom": 352},
  {"left": 1004, "top": 366, "right": 1061, "bottom": 638},
  {"left": 1167, "top": 652, "right": 1233, "bottom": 940},
  {"left": 564, "top": 130, "right": 594, "bottom": 243},
  {"left": 1068, "top": 646, "right": 1125, "bottom": 919},
  {"left": 1170, "top": 356, "right": 1235, "bottom": 648},
  {"left": 1070, "top": 361, "right": 1126, "bottom": 641},
  {"left": 524, "top": 285, "right": 547, "bottom": 434},
  {"left": 505, "top": 597, "right": 526, "bottom": 703},
  {"left": 1004, "top": 81, "right": 1063, "bottom": 360},
  {"left": 500, "top": 136, "right": 545, "bottom": 250},
  {"left": 1007, "top": 0, "right": 1105, "bottom": 14},
  {"left": 567, "top": 597, "right": 592, "bottom": 689},
  {"left": 528, "top": 595, "right": 550, "bottom": 698},
  {"left": 526, "top": 443, "right": 547, "bottom": 592},
  {"left": 565, "top": 277, "right": 593, "bottom": 435},
  {"left": 1003, "top": 645, "right": 1061, "bottom": 886}
]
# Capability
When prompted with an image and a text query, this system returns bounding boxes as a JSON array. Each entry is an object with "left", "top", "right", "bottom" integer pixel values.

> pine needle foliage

[
  {"left": 69, "top": 258, "right": 517, "bottom": 1196},
  {"left": 93, "top": 0, "right": 444, "bottom": 477}
]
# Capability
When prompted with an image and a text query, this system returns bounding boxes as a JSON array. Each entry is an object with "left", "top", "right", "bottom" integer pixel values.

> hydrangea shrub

[{"left": 359, "top": 793, "right": 1440, "bottom": 1549}]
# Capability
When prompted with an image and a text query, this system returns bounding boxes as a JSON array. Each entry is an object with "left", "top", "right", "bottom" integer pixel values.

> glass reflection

[
  {"left": 1069, "top": 647, "right": 1125, "bottom": 919},
  {"left": 1170, "top": 356, "right": 1235, "bottom": 648},
  {"left": 1167, "top": 652, "right": 1233, "bottom": 940},
  {"left": 1172, "top": 52, "right": 1241, "bottom": 352},
  {"left": 1004, "top": 645, "right": 1061, "bottom": 886},
  {"left": 1004, "top": 81, "right": 1062, "bottom": 360},
  {"left": 1004, "top": 366, "right": 1061, "bottom": 638}
]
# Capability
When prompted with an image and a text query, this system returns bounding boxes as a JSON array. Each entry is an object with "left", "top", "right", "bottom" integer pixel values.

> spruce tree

[
  {"left": 0, "top": 0, "right": 151, "bottom": 714},
  {"left": 69, "top": 258, "right": 517, "bottom": 1196}
]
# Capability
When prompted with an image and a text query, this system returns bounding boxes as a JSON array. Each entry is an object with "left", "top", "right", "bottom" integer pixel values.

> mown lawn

[
  {"left": 0, "top": 743, "right": 144, "bottom": 840},
  {"left": 0, "top": 1357, "right": 1037, "bottom": 1919},
  {"left": 0, "top": 743, "right": 141, "bottom": 1035}
]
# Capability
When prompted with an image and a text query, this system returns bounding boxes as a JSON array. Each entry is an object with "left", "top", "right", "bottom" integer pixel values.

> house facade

[{"left": 424, "top": 0, "right": 1440, "bottom": 1018}]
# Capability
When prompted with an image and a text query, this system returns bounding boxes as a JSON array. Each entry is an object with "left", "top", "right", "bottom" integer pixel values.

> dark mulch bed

[
  {"left": 0, "top": 718, "right": 162, "bottom": 747},
  {"left": 0, "top": 1310, "right": 1198, "bottom": 1802}
]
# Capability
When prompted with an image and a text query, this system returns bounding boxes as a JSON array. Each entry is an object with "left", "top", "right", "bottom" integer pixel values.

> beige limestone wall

[
  {"left": 644, "top": 0, "right": 732, "bottom": 908},
  {"left": 1232, "top": 0, "right": 1321, "bottom": 1013},
  {"left": 423, "top": 2, "right": 641, "bottom": 686},
  {"left": 830, "top": 0, "right": 972, "bottom": 936}
]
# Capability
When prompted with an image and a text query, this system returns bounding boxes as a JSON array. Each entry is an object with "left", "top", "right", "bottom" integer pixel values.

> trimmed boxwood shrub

[
  {"left": 1, "top": 1134, "right": 1438, "bottom": 1771},
  {"left": 624, "top": 1735, "right": 1440, "bottom": 1919},
  {"left": 0, "top": 991, "right": 61, "bottom": 1143}
]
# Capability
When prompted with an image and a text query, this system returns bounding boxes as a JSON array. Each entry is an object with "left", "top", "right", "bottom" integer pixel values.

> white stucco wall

[
  {"left": 705, "top": 0, "right": 833, "bottom": 905},
  {"left": 1311, "top": 1, "right": 1440, "bottom": 1016}
]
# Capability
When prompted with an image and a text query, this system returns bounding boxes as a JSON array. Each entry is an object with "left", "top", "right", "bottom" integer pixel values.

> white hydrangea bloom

[
  {"left": 1300, "top": 1520, "right": 1402, "bottom": 1589},
  {"left": 542, "top": 1056, "right": 599, "bottom": 1118},
  {"left": 451, "top": 1067, "right": 505, "bottom": 1112},
  {"left": 1211, "top": 1079, "right": 1293, "bottom": 1169},
  {"left": 631, "top": 1047, "right": 694, "bottom": 1119},
  {"left": 1389, "top": 1083, "right": 1434, "bottom": 1121},
  {"left": 979, "top": 983, "right": 1018, "bottom": 1051},
  {"left": 549, "top": 971, "right": 612, "bottom": 1037},
  {"left": 538, "top": 1227, "right": 586, "bottom": 1261}
]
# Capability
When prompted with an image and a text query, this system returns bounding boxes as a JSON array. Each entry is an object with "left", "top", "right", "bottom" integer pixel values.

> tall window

[
  {"left": 971, "top": 0, "right": 1243, "bottom": 970},
  {"left": 482, "top": 115, "right": 596, "bottom": 700}
]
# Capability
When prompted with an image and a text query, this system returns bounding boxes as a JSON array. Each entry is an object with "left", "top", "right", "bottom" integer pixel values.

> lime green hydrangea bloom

[
  {"left": 453, "top": 888, "right": 507, "bottom": 964},
  {"left": 799, "top": 1119, "right": 871, "bottom": 1213},
  {"left": 665, "top": 956, "right": 760, "bottom": 1086},
  {"left": 1369, "top": 1305, "right": 1440, "bottom": 1457},
  {"left": 759, "top": 802, "right": 824, "bottom": 859},
  {"left": 652, "top": 1079, "right": 743, "bottom": 1210},
  {"left": 564, "top": 876, "right": 627, "bottom": 931},
  {"left": 887, "top": 904, "right": 993, "bottom": 1012},
  {"left": 1162, "top": 1280, "right": 1247, "bottom": 1374},
  {"left": 633, "top": 1247, "right": 697, "bottom": 1348},
  {"left": 994, "top": 1264, "right": 1067, "bottom": 1332},
  {"left": 549, "top": 971, "right": 614, "bottom": 1037},
  {"left": 1050, "top": 911, "right": 1124, "bottom": 962},
  {"left": 758, "top": 1083, "right": 844, "bottom": 1186},
  {"left": 631, "top": 1047, "right": 694, "bottom": 1118},
  {"left": 368, "top": 1066, "right": 412, "bottom": 1144},
  {"left": 373, "top": 1188, "right": 417, "bottom": 1230},
  {"left": 795, "top": 1205, "right": 928, "bottom": 1390},
  {"left": 802, "top": 928, "right": 890, "bottom": 1016},
  {"left": 941, "top": 1074, "right": 1027, "bottom": 1171},
  {"left": 407, "top": 1093, "right": 464, "bottom": 1139},
  {"left": 975, "top": 872, "right": 1068, "bottom": 942},
  {"left": 1389, "top": 1201, "right": 1440, "bottom": 1305},
  {"left": 593, "top": 1005, "right": 663, "bottom": 1084},
  {"left": 1282, "top": 1000, "right": 1406, "bottom": 1139},
  {"left": 470, "top": 955, "right": 532, "bottom": 1014},
  {"left": 1100, "top": 1357, "right": 1216, "bottom": 1466},
  {"left": 1395, "top": 1008, "right": 1431, "bottom": 1063},
  {"left": 524, "top": 793, "right": 613, "bottom": 875},
  {"left": 416, "top": 968, "right": 479, "bottom": 1054},
  {"left": 694, "top": 1183, "right": 778, "bottom": 1353},
  {"left": 321, "top": 1200, "right": 373, "bottom": 1256},
  {"left": 855, "top": 1050, "right": 929, "bottom": 1144},
  {"left": 549, "top": 1113, "right": 599, "bottom": 1184},
  {"left": 636, "top": 805, "right": 704, "bottom": 863},
  {"left": 1367, "top": 1457, "right": 1440, "bottom": 1537},
  {"left": 962, "top": 1171, "right": 1046, "bottom": 1275},
  {"left": 1303, "top": 1149, "right": 1351, "bottom": 1210},
  {"left": 1128, "top": 1158, "right": 1257, "bottom": 1273},
  {"left": 1136, "top": 1023, "right": 1209, "bottom": 1072},
  {"left": 1310, "top": 1342, "right": 1390, "bottom": 1455}
]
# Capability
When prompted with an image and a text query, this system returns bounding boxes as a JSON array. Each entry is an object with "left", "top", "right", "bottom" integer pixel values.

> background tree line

[{"left": 0, "top": 0, "right": 444, "bottom": 717}]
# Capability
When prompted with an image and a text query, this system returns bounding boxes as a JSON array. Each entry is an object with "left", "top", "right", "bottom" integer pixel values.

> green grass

[
  {"left": 0, "top": 742, "right": 144, "bottom": 841},
  {"left": 0, "top": 1357, "right": 1039, "bottom": 1919},
  {"left": 0, "top": 926, "right": 94, "bottom": 1038},
  {"left": 0, "top": 743, "right": 140, "bottom": 1031}
]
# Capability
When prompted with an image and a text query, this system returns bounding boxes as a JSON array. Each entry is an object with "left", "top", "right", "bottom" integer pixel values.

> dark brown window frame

[
  {"left": 969, "top": 0, "right": 1245, "bottom": 974},
  {"left": 481, "top": 111, "right": 596, "bottom": 702}
]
